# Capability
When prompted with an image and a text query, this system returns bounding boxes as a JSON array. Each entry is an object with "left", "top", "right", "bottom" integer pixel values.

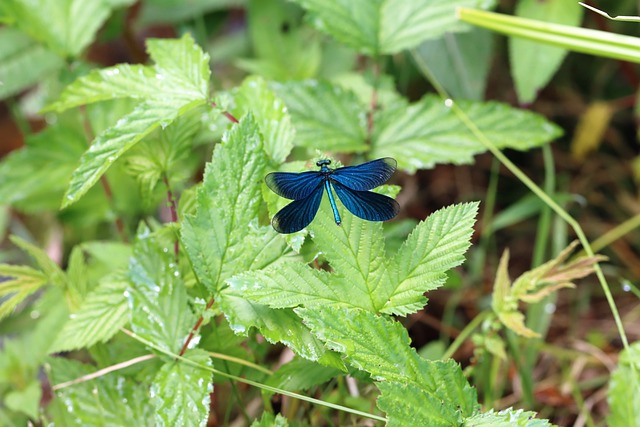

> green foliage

[
  {"left": 45, "top": 34, "right": 211, "bottom": 208},
  {"left": 0, "top": 0, "right": 135, "bottom": 57},
  {"left": 290, "top": 0, "right": 496, "bottom": 56},
  {"left": 510, "top": 0, "right": 583, "bottom": 103},
  {"left": 607, "top": 341, "right": 640, "bottom": 427},
  {"left": 235, "top": 202, "right": 478, "bottom": 316},
  {"left": 276, "top": 82, "right": 562, "bottom": 172},
  {"left": 0, "top": 0, "right": 605, "bottom": 425},
  {"left": 463, "top": 408, "right": 555, "bottom": 426},
  {"left": 151, "top": 349, "right": 212, "bottom": 426},
  {"left": 0, "top": 27, "right": 63, "bottom": 99}
]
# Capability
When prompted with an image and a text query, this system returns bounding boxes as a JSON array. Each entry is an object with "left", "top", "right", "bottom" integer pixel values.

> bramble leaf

[
  {"left": 463, "top": 408, "right": 554, "bottom": 426},
  {"left": 272, "top": 80, "right": 368, "bottom": 152},
  {"left": 291, "top": 0, "right": 495, "bottom": 55},
  {"left": 151, "top": 349, "right": 212, "bottom": 426},
  {"left": 127, "top": 226, "right": 194, "bottom": 353},
  {"left": 0, "top": 265, "right": 47, "bottom": 321},
  {"left": 371, "top": 96, "right": 563, "bottom": 172}
]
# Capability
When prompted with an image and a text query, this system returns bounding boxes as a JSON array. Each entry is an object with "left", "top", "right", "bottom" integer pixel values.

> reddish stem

[
  {"left": 162, "top": 174, "right": 179, "bottom": 259},
  {"left": 211, "top": 102, "right": 239, "bottom": 123},
  {"left": 179, "top": 297, "right": 216, "bottom": 356},
  {"left": 79, "top": 106, "right": 128, "bottom": 243}
]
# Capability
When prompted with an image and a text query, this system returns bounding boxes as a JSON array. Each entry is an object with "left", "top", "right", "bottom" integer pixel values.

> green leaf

[
  {"left": 124, "top": 108, "right": 203, "bottom": 204},
  {"left": 412, "top": 26, "right": 494, "bottom": 100},
  {"left": 377, "top": 381, "right": 463, "bottom": 427},
  {"left": 1, "top": 0, "right": 135, "bottom": 58},
  {"left": 267, "top": 357, "right": 342, "bottom": 391},
  {"left": 510, "top": 0, "right": 583, "bottom": 103},
  {"left": 272, "top": 80, "right": 368, "bottom": 152},
  {"left": 298, "top": 306, "right": 479, "bottom": 416},
  {"left": 63, "top": 99, "right": 203, "bottom": 208},
  {"left": 48, "top": 357, "right": 155, "bottom": 425},
  {"left": 463, "top": 408, "right": 553, "bottom": 426},
  {"left": 371, "top": 95, "right": 563, "bottom": 172},
  {"left": 238, "top": 0, "right": 320, "bottom": 80},
  {"left": 5, "top": 380, "right": 41, "bottom": 420},
  {"left": 151, "top": 349, "right": 212, "bottom": 426},
  {"left": 383, "top": 202, "right": 478, "bottom": 315},
  {"left": 181, "top": 115, "right": 269, "bottom": 293},
  {"left": 291, "top": 0, "right": 494, "bottom": 55},
  {"left": 128, "top": 226, "right": 194, "bottom": 353},
  {"left": 251, "top": 412, "right": 289, "bottom": 427},
  {"left": 219, "top": 289, "right": 343, "bottom": 368},
  {"left": 233, "top": 75, "right": 295, "bottom": 163},
  {"left": 607, "top": 341, "right": 640, "bottom": 427},
  {"left": 0, "top": 27, "right": 63, "bottom": 99},
  {"left": 0, "top": 124, "right": 86, "bottom": 211},
  {"left": 0, "top": 265, "right": 47, "bottom": 320},
  {"left": 49, "top": 275, "right": 129, "bottom": 352},
  {"left": 240, "top": 202, "right": 476, "bottom": 317},
  {"left": 10, "top": 236, "right": 67, "bottom": 287},
  {"left": 43, "top": 34, "right": 210, "bottom": 208}
]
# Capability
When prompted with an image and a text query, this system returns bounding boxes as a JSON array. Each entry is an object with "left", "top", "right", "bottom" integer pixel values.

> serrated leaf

[
  {"left": 10, "top": 235, "right": 67, "bottom": 287},
  {"left": 42, "top": 34, "right": 210, "bottom": 208},
  {"left": 1, "top": 0, "right": 134, "bottom": 58},
  {"left": 464, "top": 408, "right": 554, "bottom": 426},
  {"left": 377, "top": 381, "right": 462, "bottom": 427},
  {"left": 48, "top": 357, "right": 155, "bottom": 425},
  {"left": 151, "top": 349, "right": 212, "bottom": 427},
  {"left": 511, "top": 0, "right": 583, "bottom": 103},
  {"left": 219, "top": 289, "right": 343, "bottom": 369},
  {"left": 291, "top": 0, "right": 494, "bottom": 55},
  {"left": 49, "top": 275, "right": 129, "bottom": 352},
  {"left": 298, "top": 306, "right": 479, "bottom": 415},
  {"left": 412, "top": 26, "right": 493, "bottom": 100},
  {"left": 234, "top": 75, "right": 295, "bottom": 162},
  {"left": 607, "top": 341, "right": 640, "bottom": 427},
  {"left": 181, "top": 115, "right": 268, "bottom": 293},
  {"left": 372, "top": 95, "right": 563, "bottom": 172},
  {"left": 127, "top": 227, "right": 194, "bottom": 353},
  {"left": 0, "top": 265, "right": 47, "bottom": 320},
  {"left": 124, "top": 108, "right": 202, "bottom": 204},
  {"left": 0, "top": 27, "right": 63, "bottom": 99},
  {"left": 62, "top": 99, "right": 204, "bottom": 208},
  {"left": 272, "top": 80, "right": 368, "bottom": 152},
  {"left": 383, "top": 202, "right": 478, "bottom": 315}
]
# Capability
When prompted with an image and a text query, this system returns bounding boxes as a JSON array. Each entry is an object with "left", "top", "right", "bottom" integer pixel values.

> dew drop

[
  {"left": 544, "top": 303, "right": 556, "bottom": 314},
  {"left": 444, "top": 98, "right": 454, "bottom": 108}
]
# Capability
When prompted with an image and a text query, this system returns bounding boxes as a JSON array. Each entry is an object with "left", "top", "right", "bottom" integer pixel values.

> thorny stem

[
  {"left": 179, "top": 297, "right": 216, "bottom": 356},
  {"left": 79, "top": 106, "right": 128, "bottom": 243},
  {"left": 162, "top": 174, "right": 179, "bottom": 259}
]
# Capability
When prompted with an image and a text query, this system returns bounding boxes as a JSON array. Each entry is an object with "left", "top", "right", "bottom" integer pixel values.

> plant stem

[
  {"left": 162, "top": 173, "right": 179, "bottom": 259},
  {"left": 442, "top": 310, "right": 490, "bottom": 360},
  {"left": 212, "top": 102, "right": 239, "bottom": 123},
  {"left": 179, "top": 297, "right": 216, "bottom": 356}
]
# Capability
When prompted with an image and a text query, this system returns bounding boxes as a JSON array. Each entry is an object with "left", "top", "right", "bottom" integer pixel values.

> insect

[{"left": 265, "top": 157, "right": 400, "bottom": 234}]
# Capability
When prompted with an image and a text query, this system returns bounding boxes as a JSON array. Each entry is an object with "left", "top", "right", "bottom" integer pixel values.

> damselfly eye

[{"left": 316, "top": 159, "right": 332, "bottom": 167}]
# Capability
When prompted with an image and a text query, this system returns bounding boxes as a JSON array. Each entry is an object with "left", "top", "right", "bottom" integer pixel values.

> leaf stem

[
  {"left": 211, "top": 102, "right": 239, "bottom": 123},
  {"left": 179, "top": 297, "right": 216, "bottom": 356},
  {"left": 442, "top": 310, "right": 490, "bottom": 360},
  {"left": 366, "top": 60, "right": 381, "bottom": 145},
  {"left": 162, "top": 173, "right": 179, "bottom": 259}
]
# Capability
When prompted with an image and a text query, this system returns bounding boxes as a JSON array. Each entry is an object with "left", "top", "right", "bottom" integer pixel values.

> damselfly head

[{"left": 316, "top": 159, "right": 331, "bottom": 167}]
